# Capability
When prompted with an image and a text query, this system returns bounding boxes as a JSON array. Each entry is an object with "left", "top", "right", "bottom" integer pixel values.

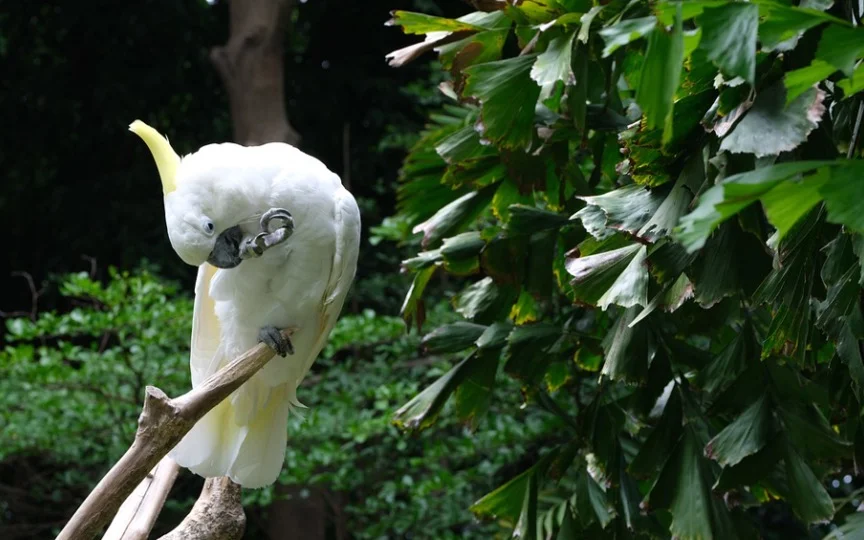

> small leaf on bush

[
  {"left": 784, "top": 442, "right": 835, "bottom": 523},
  {"left": 392, "top": 355, "right": 472, "bottom": 431},
  {"left": 697, "top": 3, "right": 758, "bottom": 83},
  {"left": 463, "top": 55, "right": 542, "bottom": 150},
  {"left": 705, "top": 394, "right": 774, "bottom": 467},
  {"left": 565, "top": 243, "right": 648, "bottom": 309},
  {"left": 422, "top": 322, "right": 488, "bottom": 353},
  {"left": 719, "top": 82, "right": 826, "bottom": 158}
]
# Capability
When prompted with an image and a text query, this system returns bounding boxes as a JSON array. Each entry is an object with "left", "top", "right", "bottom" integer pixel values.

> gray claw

[
  {"left": 240, "top": 208, "right": 295, "bottom": 260},
  {"left": 258, "top": 325, "right": 294, "bottom": 357},
  {"left": 260, "top": 208, "right": 294, "bottom": 235}
]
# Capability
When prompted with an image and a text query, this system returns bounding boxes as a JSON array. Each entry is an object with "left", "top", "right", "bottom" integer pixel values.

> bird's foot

[
  {"left": 258, "top": 325, "right": 294, "bottom": 357},
  {"left": 239, "top": 208, "right": 295, "bottom": 260}
]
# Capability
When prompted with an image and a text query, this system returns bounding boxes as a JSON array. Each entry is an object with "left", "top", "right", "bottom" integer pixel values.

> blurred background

[{"left": 0, "top": 0, "right": 561, "bottom": 538}]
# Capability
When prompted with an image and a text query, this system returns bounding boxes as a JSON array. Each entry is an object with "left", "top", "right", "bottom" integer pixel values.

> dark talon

[
  {"left": 258, "top": 325, "right": 294, "bottom": 357},
  {"left": 240, "top": 208, "right": 295, "bottom": 260},
  {"left": 260, "top": 208, "right": 294, "bottom": 235}
]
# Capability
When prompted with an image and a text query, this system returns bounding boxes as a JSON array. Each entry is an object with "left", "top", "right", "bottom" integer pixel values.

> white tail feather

[{"left": 170, "top": 384, "right": 293, "bottom": 489}]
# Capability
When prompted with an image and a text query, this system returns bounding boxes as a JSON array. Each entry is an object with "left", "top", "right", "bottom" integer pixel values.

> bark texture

[
  {"left": 54, "top": 330, "right": 292, "bottom": 540},
  {"left": 211, "top": 0, "right": 300, "bottom": 146},
  {"left": 158, "top": 477, "right": 246, "bottom": 540}
]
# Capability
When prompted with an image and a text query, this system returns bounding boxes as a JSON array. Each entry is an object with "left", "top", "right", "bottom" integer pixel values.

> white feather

[{"left": 167, "top": 142, "right": 361, "bottom": 488}]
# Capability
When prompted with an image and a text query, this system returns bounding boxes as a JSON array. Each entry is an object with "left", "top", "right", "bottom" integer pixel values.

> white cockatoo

[{"left": 129, "top": 120, "right": 361, "bottom": 488}]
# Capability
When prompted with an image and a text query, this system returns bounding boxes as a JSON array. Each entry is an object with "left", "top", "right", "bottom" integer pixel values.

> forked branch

[{"left": 56, "top": 330, "right": 293, "bottom": 540}]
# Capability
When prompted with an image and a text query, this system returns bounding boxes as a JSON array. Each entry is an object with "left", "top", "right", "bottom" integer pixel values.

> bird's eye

[{"left": 202, "top": 219, "right": 215, "bottom": 235}]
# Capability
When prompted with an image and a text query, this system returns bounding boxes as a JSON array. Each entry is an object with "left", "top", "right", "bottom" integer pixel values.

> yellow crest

[{"left": 129, "top": 120, "right": 180, "bottom": 195}]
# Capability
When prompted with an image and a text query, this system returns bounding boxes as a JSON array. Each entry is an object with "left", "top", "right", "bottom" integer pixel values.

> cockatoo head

[{"left": 129, "top": 120, "right": 245, "bottom": 269}]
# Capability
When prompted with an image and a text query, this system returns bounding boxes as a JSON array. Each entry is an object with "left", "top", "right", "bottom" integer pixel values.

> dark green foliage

[
  {"left": 1, "top": 270, "right": 562, "bottom": 539},
  {"left": 386, "top": 0, "right": 864, "bottom": 537}
]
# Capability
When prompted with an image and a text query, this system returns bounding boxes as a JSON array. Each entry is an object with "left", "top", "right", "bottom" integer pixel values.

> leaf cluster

[{"left": 385, "top": 0, "right": 864, "bottom": 537}]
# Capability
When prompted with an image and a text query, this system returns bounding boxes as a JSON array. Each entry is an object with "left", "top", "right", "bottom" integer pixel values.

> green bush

[
  {"left": 384, "top": 0, "right": 864, "bottom": 538},
  {"left": 1, "top": 269, "right": 562, "bottom": 538}
]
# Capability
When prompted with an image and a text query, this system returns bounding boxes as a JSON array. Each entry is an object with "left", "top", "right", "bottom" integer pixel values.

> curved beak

[{"left": 207, "top": 226, "right": 244, "bottom": 269}]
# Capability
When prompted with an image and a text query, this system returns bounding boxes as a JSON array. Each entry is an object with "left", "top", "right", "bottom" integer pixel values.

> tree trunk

[{"left": 210, "top": 0, "right": 301, "bottom": 147}]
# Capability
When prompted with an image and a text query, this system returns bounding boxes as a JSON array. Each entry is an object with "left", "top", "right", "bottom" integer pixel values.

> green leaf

[
  {"left": 714, "top": 437, "right": 785, "bottom": 491},
  {"left": 655, "top": 1, "right": 726, "bottom": 26},
  {"left": 565, "top": 244, "right": 649, "bottom": 309},
  {"left": 463, "top": 55, "right": 543, "bottom": 150},
  {"left": 827, "top": 513, "right": 864, "bottom": 540},
  {"left": 476, "top": 321, "right": 514, "bottom": 350},
  {"left": 636, "top": 13, "right": 684, "bottom": 142},
  {"left": 778, "top": 404, "right": 852, "bottom": 459},
  {"left": 512, "top": 472, "right": 538, "bottom": 540},
  {"left": 754, "top": 209, "right": 822, "bottom": 361},
  {"left": 705, "top": 394, "right": 774, "bottom": 467},
  {"left": 492, "top": 178, "right": 532, "bottom": 223},
  {"left": 577, "top": 5, "right": 605, "bottom": 44},
  {"left": 815, "top": 25, "right": 864, "bottom": 76},
  {"left": 697, "top": 320, "right": 759, "bottom": 395},
  {"left": 821, "top": 161, "right": 864, "bottom": 233},
  {"left": 400, "top": 266, "right": 436, "bottom": 330},
  {"left": 531, "top": 30, "right": 577, "bottom": 105},
  {"left": 630, "top": 272, "right": 694, "bottom": 326},
  {"left": 453, "top": 277, "right": 518, "bottom": 324},
  {"left": 630, "top": 386, "right": 683, "bottom": 476},
  {"left": 601, "top": 307, "right": 655, "bottom": 382},
  {"left": 784, "top": 60, "right": 837, "bottom": 104},
  {"left": 437, "top": 28, "right": 510, "bottom": 73},
  {"left": 471, "top": 449, "right": 561, "bottom": 521},
  {"left": 757, "top": 4, "right": 831, "bottom": 50},
  {"left": 648, "top": 428, "right": 731, "bottom": 539},
  {"left": 689, "top": 222, "right": 755, "bottom": 308},
  {"left": 674, "top": 161, "right": 833, "bottom": 252},
  {"left": 637, "top": 153, "right": 705, "bottom": 242},
  {"left": 402, "top": 248, "right": 443, "bottom": 271},
  {"left": 783, "top": 442, "right": 835, "bottom": 524},
  {"left": 573, "top": 184, "right": 665, "bottom": 241},
  {"left": 481, "top": 235, "right": 527, "bottom": 285},
  {"left": 598, "top": 16, "right": 656, "bottom": 57},
  {"left": 555, "top": 504, "right": 577, "bottom": 540},
  {"left": 760, "top": 170, "right": 829, "bottom": 242},
  {"left": 392, "top": 355, "right": 471, "bottom": 431},
  {"left": 572, "top": 467, "right": 614, "bottom": 529},
  {"left": 503, "top": 323, "right": 561, "bottom": 383},
  {"left": 838, "top": 321, "right": 864, "bottom": 401},
  {"left": 507, "top": 205, "right": 570, "bottom": 233},
  {"left": 386, "top": 10, "right": 486, "bottom": 34},
  {"left": 837, "top": 64, "right": 864, "bottom": 94},
  {"left": 421, "top": 322, "right": 488, "bottom": 354},
  {"left": 816, "top": 264, "right": 859, "bottom": 339},
  {"left": 413, "top": 184, "right": 497, "bottom": 248},
  {"left": 719, "top": 82, "right": 826, "bottom": 158},
  {"left": 525, "top": 230, "right": 558, "bottom": 298},
  {"left": 697, "top": 3, "right": 759, "bottom": 83},
  {"left": 436, "top": 125, "right": 498, "bottom": 164},
  {"left": 455, "top": 347, "right": 499, "bottom": 429},
  {"left": 439, "top": 231, "right": 486, "bottom": 275}
]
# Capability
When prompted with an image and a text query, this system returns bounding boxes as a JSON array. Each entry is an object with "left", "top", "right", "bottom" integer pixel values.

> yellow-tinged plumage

[
  {"left": 130, "top": 121, "right": 361, "bottom": 488},
  {"left": 128, "top": 120, "right": 180, "bottom": 195}
]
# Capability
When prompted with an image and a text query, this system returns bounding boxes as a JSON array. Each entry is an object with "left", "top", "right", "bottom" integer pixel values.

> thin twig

[
  {"left": 848, "top": 100, "right": 863, "bottom": 159},
  {"left": 55, "top": 329, "right": 293, "bottom": 540},
  {"left": 81, "top": 255, "right": 98, "bottom": 279},
  {"left": 9, "top": 271, "right": 43, "bottom": 321}
]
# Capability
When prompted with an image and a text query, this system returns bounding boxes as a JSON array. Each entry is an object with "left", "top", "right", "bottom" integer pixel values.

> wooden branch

[
  {"left": 157, "top": 477, "right": 245, "bottom": 540},
  {"left": 102, "top": 456, "right": 180, "bottom": 540},
  {"left": 56, "top": 330, "right": 292, "bottom": 540}
]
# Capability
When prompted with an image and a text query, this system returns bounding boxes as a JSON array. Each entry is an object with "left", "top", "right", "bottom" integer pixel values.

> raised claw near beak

[{"left": 239, "top": 208, "right": 295, "bottom": 260}]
